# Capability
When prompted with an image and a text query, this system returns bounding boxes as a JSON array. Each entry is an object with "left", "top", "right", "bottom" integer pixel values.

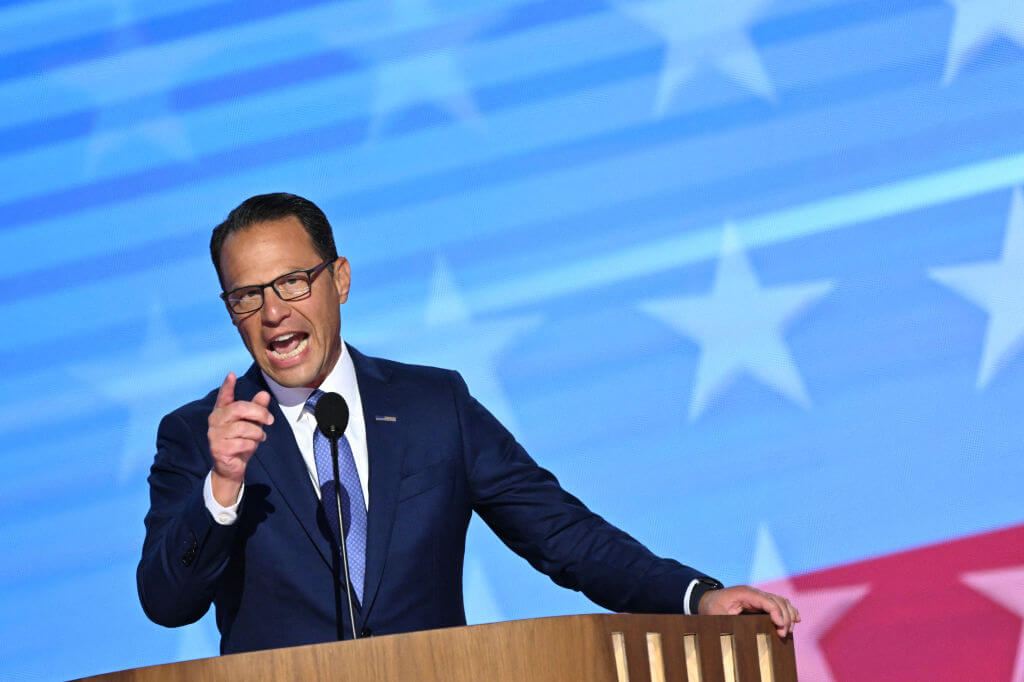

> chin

[{"left": 260, "top": 364, "right": 315, "bottom": 389}]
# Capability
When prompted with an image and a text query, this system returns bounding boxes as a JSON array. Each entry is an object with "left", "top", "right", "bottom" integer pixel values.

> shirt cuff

[
  {"left": 685, "top": 577, "right": 725, "bottom": 615},
  {"left": 683, "top": 578, "right": 700, "bottom": 615},
  {"left": 203, "top": 472, "right": 244, "bottom": 525}
]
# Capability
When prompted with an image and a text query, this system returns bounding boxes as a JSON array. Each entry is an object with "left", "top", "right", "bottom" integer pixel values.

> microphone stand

[{"left": 328, "top": 425, "right": 359, "bottom": 640}]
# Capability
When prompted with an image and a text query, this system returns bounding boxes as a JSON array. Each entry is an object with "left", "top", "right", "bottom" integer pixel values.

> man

[{"left": 138, "top": 193, "right": 799, "bottom": 655}]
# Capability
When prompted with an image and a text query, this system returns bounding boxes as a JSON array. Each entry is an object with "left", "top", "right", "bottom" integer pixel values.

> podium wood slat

[
  {"left": 646, "top": 632, "right": 666, "bottom": 682},
  {"left": 731, "top": 617, "right": 765, "bottom": 681}
]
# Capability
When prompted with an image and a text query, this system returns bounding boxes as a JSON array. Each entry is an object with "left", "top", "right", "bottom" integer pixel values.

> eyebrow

[{"left": 227, "top": 265, "right": 312, "bottom": 291}]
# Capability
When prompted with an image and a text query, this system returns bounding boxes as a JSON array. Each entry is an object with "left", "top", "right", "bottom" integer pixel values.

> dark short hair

[{"left": 210, "top": 193, "right": 339, "bottom": 288}]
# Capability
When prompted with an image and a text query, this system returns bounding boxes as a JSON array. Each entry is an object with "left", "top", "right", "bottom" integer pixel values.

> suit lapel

[
  {"left": 238, "top": 365, "right": 335, "bottom": 572},
  {"left": 349, "top": 346, "right": 403, "bottom": 620}
]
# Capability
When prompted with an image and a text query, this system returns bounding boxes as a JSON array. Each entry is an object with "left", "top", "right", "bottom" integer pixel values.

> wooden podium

[{"left": 78, "top": 614, "right": 796, "bottom": 682}]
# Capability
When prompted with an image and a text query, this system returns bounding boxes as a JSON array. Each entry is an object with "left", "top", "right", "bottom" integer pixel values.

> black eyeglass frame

[{"left": 220, "top": 258, "right": 336, "bottom": 314}]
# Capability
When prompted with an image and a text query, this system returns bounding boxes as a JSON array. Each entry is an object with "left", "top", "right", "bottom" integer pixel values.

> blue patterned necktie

[{"left": 305, "top": 390, "right": 367, "bottom": 601}]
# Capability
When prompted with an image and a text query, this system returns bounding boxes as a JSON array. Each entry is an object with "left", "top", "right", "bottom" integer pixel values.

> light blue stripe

[
  {"left": 472, "top": 152, "right": 1024, "bottom": 311},
  {"left": 0, "top": 0, "right": 213, "bottom": 55},
  {"left": 0, "top": 0, "right": 520, "bottom": 129},
  {"left": 0, "top": 0, "right": 940, "bottom": 194},
  {"left": 2, "top": 145, "right": 1022, "bottom": 351}
]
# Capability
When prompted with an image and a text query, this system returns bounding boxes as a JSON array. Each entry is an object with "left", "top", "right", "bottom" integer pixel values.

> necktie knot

[{"left": 305, "top": 389, "right": 324, "bottom": 414}]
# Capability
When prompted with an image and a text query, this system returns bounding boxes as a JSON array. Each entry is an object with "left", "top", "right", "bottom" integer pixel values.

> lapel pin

[{"left": 375, "top": 415, "right": 397, "bottom": 422}]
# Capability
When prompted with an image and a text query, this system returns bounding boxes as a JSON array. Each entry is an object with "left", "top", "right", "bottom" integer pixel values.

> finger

[
  {"left": 223, "top": 421, "right": 268, "bottom": 443},
  {"left": 786, "top": 599, "right": 801, "bottom": 627},
  {"left": 215, "top": 372, "right": 236, "bottom": 407},
  {"left": 749, "top": 591, "right": 787, "bottom": 634},
  {"left": 768, "top": 594, "right": 792, "bottom": 635},
  {"left": 220, "top": 401, "right": 274, "bottom": 426},
  {"left": 248, "top": 393, "right": 274, "bottom": 423},
  {"left": 215, "top": 438, "right": 262, "bottom": 461},
  {"left": 768, "top": 594, "right": 793, "bottom": 637}
]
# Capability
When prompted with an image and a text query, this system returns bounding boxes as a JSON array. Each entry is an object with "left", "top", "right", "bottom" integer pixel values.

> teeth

[
  {"left": 269, "top": 335, "right": 308, "bottom": 359},
  {"left": 273, "top": 332, "right": 297, "bottom": 343}
]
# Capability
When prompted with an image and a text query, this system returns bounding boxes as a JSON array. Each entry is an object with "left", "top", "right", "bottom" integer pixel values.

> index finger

[
  {"left": 742, "top": 590, "right": 783, "bottom": 622},
  {"left": 216, "top": 372, "right": 236, "bottom": 407},
  {"left": 224, "top": 399, "right": 275, "bottom": 426}
]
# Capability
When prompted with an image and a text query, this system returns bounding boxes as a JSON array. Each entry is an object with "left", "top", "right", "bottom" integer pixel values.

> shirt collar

[{"left": 261, "top": 339, "right": 357, "bottom": 426}]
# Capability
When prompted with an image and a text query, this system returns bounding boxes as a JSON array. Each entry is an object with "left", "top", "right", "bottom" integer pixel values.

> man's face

[{"left": 219, "top": 216, "right": 350, "bottom": 388}]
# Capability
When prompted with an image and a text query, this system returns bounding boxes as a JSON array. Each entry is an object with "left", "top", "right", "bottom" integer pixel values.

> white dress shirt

[{"left": 204, "top": 341, "right": 369, "bottom": 524}]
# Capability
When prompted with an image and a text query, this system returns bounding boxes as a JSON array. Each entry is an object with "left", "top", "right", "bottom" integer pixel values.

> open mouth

[{"left": 267, "top": 332, "right": 309, "bottom": 360}]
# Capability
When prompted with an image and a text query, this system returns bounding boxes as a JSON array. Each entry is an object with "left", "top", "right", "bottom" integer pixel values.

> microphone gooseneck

[{"left": 313, "top": 391, "right": 358, "bottom": 640}]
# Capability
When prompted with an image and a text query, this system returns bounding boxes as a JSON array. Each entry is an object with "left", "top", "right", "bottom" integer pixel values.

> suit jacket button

[{"left": 360, "top": 628, "right": 372, "bottom": 638}]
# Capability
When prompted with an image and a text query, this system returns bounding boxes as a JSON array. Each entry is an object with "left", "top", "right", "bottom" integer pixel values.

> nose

[{"left": 261, "top": 288, "right": 291, "bottom": 325}]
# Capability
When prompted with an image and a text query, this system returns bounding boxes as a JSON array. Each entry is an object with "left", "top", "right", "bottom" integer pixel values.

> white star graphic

[
  {"left": 942, "top": 0, "right": 1024, "bottom": 85},
  {"left": 640, "top": 224, "right": 833, "bottom": 420},
  {"left": 961, "top": 565, "right": 1024, "bottom": 682},
  {"left": 50, "top": 0, "right": 214, "bottom": 175},
  {"left": 617, "top": 0, "right": 776, "bottom": 115},
  {"left": 70, "top": 302, "right": 250, "bottom": 482},
  {"left": 751, "top": 523, "right": 870, "bottom": 682},
  {"left": 360, "top": 0, "right": 488, "bottom": 139},
  {"left": 377, "top": 257, "right": 541, "bottom": 433},
  {"left": 930, "top": 188, "right": 1024, "bottom": 389}
]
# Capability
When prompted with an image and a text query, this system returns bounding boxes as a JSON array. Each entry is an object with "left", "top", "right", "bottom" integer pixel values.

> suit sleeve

[
  {"left": 451, "top": 371, "right": 715, "bottom": 614},
  {"left": 137, "top": 411, "right": 239, "bottom": 627}
]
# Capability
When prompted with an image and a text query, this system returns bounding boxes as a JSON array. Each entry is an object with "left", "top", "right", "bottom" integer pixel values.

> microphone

[
  {"left": 312, "top": 391, "right": 359, "bottom": 640},
  {"left": 313, "top": 391, "right": 349, "bottom": 440}
]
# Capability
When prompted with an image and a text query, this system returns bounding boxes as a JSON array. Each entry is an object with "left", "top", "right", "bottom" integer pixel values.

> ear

[{"left": 332, "top": 257, "right": 351, "bottom": 304}]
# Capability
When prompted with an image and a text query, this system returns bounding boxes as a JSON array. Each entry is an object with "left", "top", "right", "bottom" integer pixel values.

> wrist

[
  {"left": 691, "top": 577, "right": 725, "bottom": 615},
  {"left": 210, "top": 470, "right": 243, "bottom": 507}
]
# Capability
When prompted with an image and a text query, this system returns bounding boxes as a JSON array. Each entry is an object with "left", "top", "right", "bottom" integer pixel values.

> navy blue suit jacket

[{"left": 137, "top": 346, "right": 710, "bottom": 654}]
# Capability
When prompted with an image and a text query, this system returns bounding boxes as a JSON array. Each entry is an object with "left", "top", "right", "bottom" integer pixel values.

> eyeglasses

[{"left": 220, "top": 259, "right": 335, "bottom": 314}]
